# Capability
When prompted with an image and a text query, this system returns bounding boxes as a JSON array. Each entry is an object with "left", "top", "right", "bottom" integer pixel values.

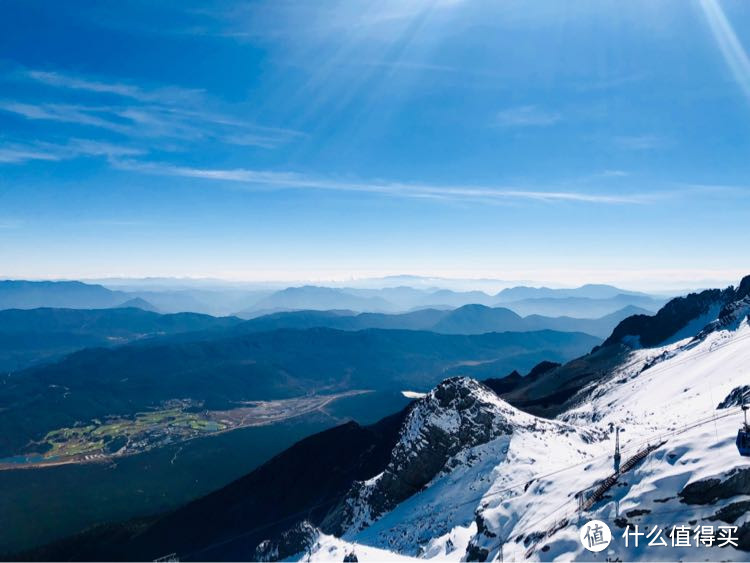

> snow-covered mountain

[{"left": 288, "top": 278, "right": 750, "bottom": 561}]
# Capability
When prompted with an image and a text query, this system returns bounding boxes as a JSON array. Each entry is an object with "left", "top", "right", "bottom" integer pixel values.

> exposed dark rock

[
  {"left": 606, "top": 275, "right": 750, "bottom": 349},
  {"left": 679, "top": 467, "right": 750, "bottom": 505},
  {"left": 483, "top": 371, "right": 523, "bottom": 395},
  {"left": 503, "top": 275, "right": 750, "bottom": 418},
  {"left": 526, "top": 360, "right": 561, "bottom": 379},
  {"left": 604, "top": 288, "right": 732, "bottom": 348},
  {"left": 737, "top": 522, "right": 750, "bottom": 551},
  {"left": 523, "top": 531, "right": 545, "bottom": 547},
  {"left": 500, "top": 342, "right": 630, "bottom": 418},
  {"left": 254, "top": 521, "right": 318, "bottom": 562},
  {"left": 614, "top": 517, "right": 629, "bottom": 528},
  {"left": 475, "top": 513, "right": 497, "bottom": 538},
  {"left": 718, "top": 386, "right": 750, "bottom": 409},
  {"left": 324, "top": 378, "right": 519, "bottom": 535},
  {"left": 708, "top": 500, "right": 750, "bottom": 524},
  {"left": 464, "top": 543, "right": 489, "bottom": 562},
  {"left": 702, "top": 289, "right": 750, "bottom": 337},
  {"left": 736, "top": 275, "right": 750, "bottom": 301},
  {"left": 484, "top": 361, "right": 562, "bottom": 400}
]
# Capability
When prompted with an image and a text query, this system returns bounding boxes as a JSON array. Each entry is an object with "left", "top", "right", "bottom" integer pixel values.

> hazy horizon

[{"left": 2, "top": 270, "right": 747, "bottom": 294}]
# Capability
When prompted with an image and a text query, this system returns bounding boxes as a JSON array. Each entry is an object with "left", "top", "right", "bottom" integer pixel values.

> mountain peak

[
  {"left": 117, "top": 297, "right": 158, "bottom": 312},
  {"left": 323, "top": 377, "right": 533, "bottom": 536}
]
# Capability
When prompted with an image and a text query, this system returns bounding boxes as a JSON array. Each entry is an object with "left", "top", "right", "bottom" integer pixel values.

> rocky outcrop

[
  {"left": 606, "top": 275, "right": 750, "bottom": 349},
  {"left": 698, "top": 292, "right": 750, "bottom": 338},
  {"left": 254, "top": 521, "right": 319, "bottom": 562},
  {"left": 485, "top": 361, "right": 564, "bottom": 397},
  {"left": 604, "top": 287, "right": 732, "bottom": 348},
  {"left": 464, "top": 511, "right": 497, "bottom": 562},
  {"left": 678, "top": 467, "right": 750, "bottom": 505},
  {"left": 483, "top": 370, "right": 523, "bottom": 395},
  {"left": 323, "top": 378, "right": 527, "bottom": 535},
  {"left": 465, "top": 542, "right": 490, "bottom": 562},
  {"left": 526, "top": 360, "right": 562, "bottom": 379},
  {"left": 718, "top": 386, "right": 750, "bottom": 409},
  {"left": 709, "top": 500, "right": 750, "bottom": 524}
]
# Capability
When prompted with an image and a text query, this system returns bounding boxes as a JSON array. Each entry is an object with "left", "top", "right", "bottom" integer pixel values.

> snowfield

[{"left": 296, "top": 318, "right": 750, "bottom": 562}]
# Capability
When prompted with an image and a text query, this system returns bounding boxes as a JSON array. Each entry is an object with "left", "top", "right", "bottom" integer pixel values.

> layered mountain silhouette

[
  {"left": 500, "top": 274, "right": 750, "bottom": 418},
  {"left": 1, "top": 279, "right": 666, "bottom": 319},
  {"left": 0, "top": 307, "right": 242, "bottom": 372},
  {"left": 238, "top": 284, "right": 665, "bottom": 318},
  {"left": 0, "top": 327, "right": 598, "bottom": 458},
  {"left": 238, "top": 303, "right": 650, "bottom": 338},
  {"left": 12, "top": 276, "right": 750, "bottom": 561},
  {"left": 494, "top": 283, "right": 651, "bottom": 301},
  {"left": 0, "top": 280, "right": 131, "bottom": 310}
]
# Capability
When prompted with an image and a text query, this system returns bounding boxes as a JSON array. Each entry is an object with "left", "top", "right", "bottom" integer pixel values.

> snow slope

[{"left": 298, "top": 315, "right": 750, "bottom": 561}]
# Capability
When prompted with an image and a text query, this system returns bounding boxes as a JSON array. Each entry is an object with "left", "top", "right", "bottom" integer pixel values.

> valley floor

[{"left": 0, "top": 390, "right": 371, "bottom": 471}]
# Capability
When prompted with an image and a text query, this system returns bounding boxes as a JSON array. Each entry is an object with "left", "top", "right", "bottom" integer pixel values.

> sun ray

[{"left": 699, "top": 0, "right": 750, "bottom": 104}]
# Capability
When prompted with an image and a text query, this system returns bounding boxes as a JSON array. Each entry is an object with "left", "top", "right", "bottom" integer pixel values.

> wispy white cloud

[
  {"left": 0, "top": 146, "right": 61, "bottom": 164},
  {"left": 700, "top": 0, "right": 750, "bottom": 104},
  {"left": 0, "top": 98, "right": 299, "bottom": 149},
  {"left": 494, "top": 105, "right": 561, "bottom": 127},
  {"left": 601, "top": 169, "right": 629, "bottom": 178},
  {"left": 113, "top": 158, "right": 655, "bottom": 205},
  {"left": 63, "top": 139, "right": 145, "bottom": 157},
  {"left": 0, "top": 139, "right": 142, "bottom": 164},
  {"left": 2, "top": 69, "right": 302, "bottom": 151},
  {"left": 0, "top": 101, "right": 122, "bottom": 131},
  {"left": 614, "top": 134, "right": 666, "bottom": 150},
  {"left": 26, "top": 70, "right": 205, "bottom": 105}
]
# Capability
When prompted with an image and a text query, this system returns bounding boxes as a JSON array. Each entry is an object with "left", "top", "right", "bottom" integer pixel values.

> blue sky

[{"left": 1, "top": 0, "right": 749, "bottom": 289}]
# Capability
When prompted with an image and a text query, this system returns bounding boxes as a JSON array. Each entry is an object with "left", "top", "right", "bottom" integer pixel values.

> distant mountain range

[
  {"left": 237, "top": 284, "right": 666, "bottom": 318},
  {"left": 0, "top": 280, "right": 271, "bottom": 317},
  {"left": 0, "top": 302, "right": 646, "bottom": 374},
  {"left": 0, "top": 279, "right": 668, "bottom": 318},
  {"left": 248, "top": 286, "right": 395, "bottom": 314},
  {"left": 0, "top": 307, "right": 241, "bottom": 372},
  {"left": 0, "top": 280, "right": 132, "bottom": 310},
  {"left": 0, "top": 327, "right": 599, "bottom": 459},
  {"left": 239, "top": 304, "right": 651, "bottom": 338},
  {"left": 494, "top": 283, "right": 652, "bottom": 301}
]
